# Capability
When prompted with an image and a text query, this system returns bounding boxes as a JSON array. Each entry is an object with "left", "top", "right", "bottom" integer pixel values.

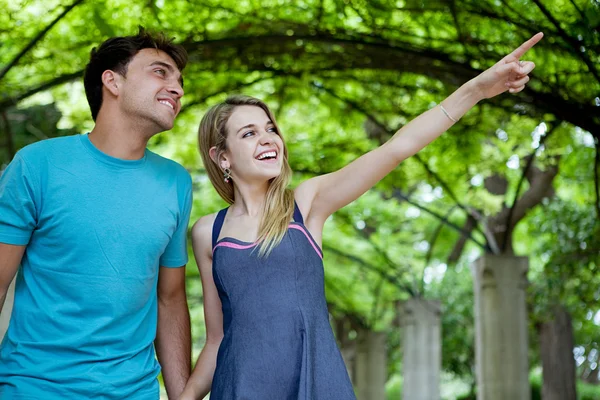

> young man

[{"left": 0, "top": 28, "right": 193, "bottom": 399}]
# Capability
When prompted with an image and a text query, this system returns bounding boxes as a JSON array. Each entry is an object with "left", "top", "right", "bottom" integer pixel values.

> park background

[{"left": 0, "top": 0, "right": 599, "bottom": 399}]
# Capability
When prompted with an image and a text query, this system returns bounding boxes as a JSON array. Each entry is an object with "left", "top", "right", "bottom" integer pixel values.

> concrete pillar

[
  {"left": 0, "top": 276, "right": 16, "bottom": 342},
  {"left": 472, "top": 254, "right": 530, "bottom": 400},
  {"left": 399, "top": 298, "right": 441, "bottom": 400},
  {"left": 354, "top": 329, "right": 387, "bottom": 400}
]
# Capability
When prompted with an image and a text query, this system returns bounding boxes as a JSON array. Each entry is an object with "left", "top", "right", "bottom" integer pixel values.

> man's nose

[{"left": 168, "top": 79, "right": 184, "bottom": 99}]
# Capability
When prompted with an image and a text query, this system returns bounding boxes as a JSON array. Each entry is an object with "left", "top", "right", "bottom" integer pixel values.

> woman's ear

[
  {"left": 101, "top": 70, "right": 120, "bottom": 97},
  {"left": 209, "top": 147, "right": 229, "bottom": 170},
  {"left": 209, "top": 146, "right": 219, "bottom": 164}
]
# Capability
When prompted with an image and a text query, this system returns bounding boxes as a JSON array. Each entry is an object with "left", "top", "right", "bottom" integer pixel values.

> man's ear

[
  {"left": 101, "top": 70, "right": 121, "bottom": 97},
  {"left": 209, "top": 147, "right": 229, "bottom": 170}
]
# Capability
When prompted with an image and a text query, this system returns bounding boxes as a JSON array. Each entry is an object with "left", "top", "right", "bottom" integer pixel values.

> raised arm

[
  {"left": 156, "top": 264, "right": 192, "bottom": 398},
  {"left": 179, "top": 215, "right": 224, "bottom": 400},
  {"left": 296, "top": 33, "right": 544, "bottom": 225}
]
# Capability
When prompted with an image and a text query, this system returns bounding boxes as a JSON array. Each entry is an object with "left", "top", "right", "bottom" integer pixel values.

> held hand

[{"left": 472, "top": 32, "right": 543, "bottom": 100}]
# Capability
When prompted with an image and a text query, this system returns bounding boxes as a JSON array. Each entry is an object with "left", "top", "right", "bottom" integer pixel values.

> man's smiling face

[{"left": 117, "top": 48, "right": 184, "bottom": 133}]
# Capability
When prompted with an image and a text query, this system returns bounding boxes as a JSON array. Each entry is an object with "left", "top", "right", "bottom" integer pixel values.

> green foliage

[
  {"left": 527, "top": 198, "right": 600, "bottom": 381},
  {"left": 429, "top": 264, "right": 476, "bottom": 378},
  {"left": 528, "top": 369, "right": 600, "bottom": 400},
  {"left": 386, "top": 374, "right": 402, "bottom": 400}
]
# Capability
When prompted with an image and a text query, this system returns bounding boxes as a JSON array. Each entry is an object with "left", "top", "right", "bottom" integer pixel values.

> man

[{"left": 0, "top": 28, "right": 192, "bottom": 399}]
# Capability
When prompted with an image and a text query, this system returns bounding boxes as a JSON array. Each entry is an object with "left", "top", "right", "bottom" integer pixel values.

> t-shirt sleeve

[
  {"left": 0, "top": 154, "right": 38, "bottom": 246},
  {"left": 159, "top": 173, "right": 193, "bottom": 268}
]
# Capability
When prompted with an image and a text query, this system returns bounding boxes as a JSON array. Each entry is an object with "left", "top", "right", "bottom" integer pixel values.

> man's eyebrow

[{"left": 149, "top": 61, "right": 184, "bottom": 88}]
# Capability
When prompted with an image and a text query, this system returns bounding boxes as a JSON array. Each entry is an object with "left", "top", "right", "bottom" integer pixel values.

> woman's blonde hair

[{"left": 198, "top": 94, "right": 295, "bottom": 256}]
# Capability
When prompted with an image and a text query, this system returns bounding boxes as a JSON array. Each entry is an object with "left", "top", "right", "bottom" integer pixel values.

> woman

[{"left": 179, "top": 33, "right": 543, "bottom": 400}]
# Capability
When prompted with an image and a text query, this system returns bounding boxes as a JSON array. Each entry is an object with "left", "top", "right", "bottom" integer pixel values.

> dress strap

[
  {"left": 293, "top": 200, "right": 304, "bottom": 224},
  {"left": 212, "top": 207, "right": 229, "bottom": 248}
]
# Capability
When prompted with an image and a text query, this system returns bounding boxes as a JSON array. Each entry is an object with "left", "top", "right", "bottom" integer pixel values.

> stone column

[
  {"left": 354, "top": 328, "right": 387, "bottom": 400},
  {"left": 399, "top": 298, "right": 441, "bottom": 400},
  {"left": 0, "top": 276, "right": 16, "bottom": 341},
  {"left": 472, "top": 254, "right": 530, "bottom": 400}
]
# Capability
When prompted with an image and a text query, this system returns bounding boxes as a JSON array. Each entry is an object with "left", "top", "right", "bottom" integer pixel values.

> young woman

[{"left": 179, "top": 33, "right": 543, "bottom": 400}]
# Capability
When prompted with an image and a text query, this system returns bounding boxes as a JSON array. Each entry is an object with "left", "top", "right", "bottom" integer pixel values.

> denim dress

[{"left": 209, "top": 202, "right": 356, "bottom": 400}]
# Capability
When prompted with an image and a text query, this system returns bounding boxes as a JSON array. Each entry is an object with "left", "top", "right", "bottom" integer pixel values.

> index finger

[{"left": 507, "top": 32, "right": 544, "bottom": 61}]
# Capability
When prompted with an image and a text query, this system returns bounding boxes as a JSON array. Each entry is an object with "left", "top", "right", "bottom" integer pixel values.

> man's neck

[{"left": 88, "top": 119, "right": 154, "bottom": 160}]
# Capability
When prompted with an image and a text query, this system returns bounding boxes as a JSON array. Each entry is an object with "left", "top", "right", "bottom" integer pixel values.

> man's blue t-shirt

[{"left": 0, "top": 133, "right": 193, "bottom": 399}]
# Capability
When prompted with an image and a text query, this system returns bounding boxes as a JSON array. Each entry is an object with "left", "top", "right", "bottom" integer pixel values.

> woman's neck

[{"left": 230, "top": 180, "right": 270, "bottom": 217}]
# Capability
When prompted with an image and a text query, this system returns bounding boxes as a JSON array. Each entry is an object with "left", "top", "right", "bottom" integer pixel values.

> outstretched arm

[{"left": 296, "top": 33, "right": 544, "bottom": 224}]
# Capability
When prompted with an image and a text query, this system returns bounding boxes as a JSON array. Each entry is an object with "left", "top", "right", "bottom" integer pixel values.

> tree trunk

[{"left": 540, "top": 306, "right": 576, "bottom": 400}]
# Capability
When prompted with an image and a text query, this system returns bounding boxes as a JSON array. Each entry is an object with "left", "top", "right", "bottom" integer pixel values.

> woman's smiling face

[{"left": 222, "top": 105, "right": 285, "bottom": 183}]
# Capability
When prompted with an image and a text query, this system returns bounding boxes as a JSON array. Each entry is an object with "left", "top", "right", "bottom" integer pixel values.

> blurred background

[{"left": 0, "top": 0, "right": 598, "bottom": 399}]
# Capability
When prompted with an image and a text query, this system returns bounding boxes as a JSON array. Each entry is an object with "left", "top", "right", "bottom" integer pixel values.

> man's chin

[{"left": 154, "top": 119, "right": 175, "bottom": 133}]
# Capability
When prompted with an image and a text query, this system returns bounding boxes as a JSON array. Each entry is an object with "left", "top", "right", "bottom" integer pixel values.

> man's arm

[
  {"left": 0, "top": 243, "right": 24, "bottom": 310},
  {"left": 0, "top": 243, "right": 25, "bottom": 339},
  {"left": 155, "top": 265, "right": 191, "bottom": 399}
]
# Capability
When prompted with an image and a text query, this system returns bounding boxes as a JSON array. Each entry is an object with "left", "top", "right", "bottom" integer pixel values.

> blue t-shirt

[{"left": 0, "top": 133, "right": 193, "bottom": 399}]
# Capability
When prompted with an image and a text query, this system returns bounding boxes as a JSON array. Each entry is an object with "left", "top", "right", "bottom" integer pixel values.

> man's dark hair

[{"left": 83, "top": 27, "right": 188, "bottom": 121}]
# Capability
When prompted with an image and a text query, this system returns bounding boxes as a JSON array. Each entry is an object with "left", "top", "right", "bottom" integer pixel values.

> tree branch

[
  {"left": 501, "top": 122, "right": 558, "bottom": 251},
  {"left": 2, "top": 29, "right": 597, "bottom": 142},
  {"left": 326, "top": 283, "right": 369, "bottom": 329},
  {"left": 425, "top": 206, "right": 458, "bottom": 267},
  {"left": 316, "top": 0, "right": 325, "bottom": 28},
  {"left": 412, "top": 153, "right": 485, "bottom": 234},
  {"left": 490, "top": 159, "right": 560, "bottom": 253},
  {"left": 311, "top": 80, "right": 478, "bottom": 214},
  {"left": 595, "top": 137, "right": 600, "bottom": 219},
  {"left": 567, "top": 0, "right": 587, "bottom": 22},
  {"left": 447, "top": 212, "right": 478, "bottom": 264},
  {"left": 183, "top": 32, "right": 598, "bottom": 136},
  {"left": 0, "top": 0, "right": 86, "bottom": 81},
  {"left": 368, "top": 277, "right": 385, "bottom": 328},
  {"left": 323, "top": 243, "right": 416, "bottom": 297},
  {"left": 314, "top": 80, "right": 496, "bottom": 241},
  {"left": 180, "top": 74, "right": 275, "bottom": 113},
  {"left": 530, "top": 0, "right": 600, "bottom": 83},
  {"left": 391, "top": 189, "right": 488, "bottom": 250},
  {"left": 334, "top": 211, "right": 419, "bottom": 292},
  {"left": 292, "top": 162, "right": 487, "bottom": 252},
  {"left": 0, "top": 70, "right": 83, "bottom": 112}
]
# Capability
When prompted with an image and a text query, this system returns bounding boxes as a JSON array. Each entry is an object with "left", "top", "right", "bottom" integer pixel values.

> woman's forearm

[{"left": 179, "top": 341, "right": 222, "bottom": 400}]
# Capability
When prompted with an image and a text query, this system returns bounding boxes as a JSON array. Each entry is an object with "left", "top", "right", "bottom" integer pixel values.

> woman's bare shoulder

[{"left": 191, "top": 212, "right": 219, "bottom": 243}]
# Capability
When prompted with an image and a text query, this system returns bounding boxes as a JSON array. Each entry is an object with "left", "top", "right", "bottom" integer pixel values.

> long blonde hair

[{"left": 198, "top": 95, "right": 295, "bottom": 256}]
